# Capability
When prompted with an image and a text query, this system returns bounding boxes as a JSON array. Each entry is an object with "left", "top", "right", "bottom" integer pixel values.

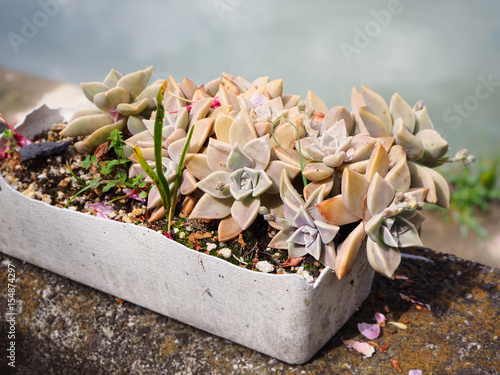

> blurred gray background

[{"left": 1, "top": 0, "right": 499, "bottom": 158}]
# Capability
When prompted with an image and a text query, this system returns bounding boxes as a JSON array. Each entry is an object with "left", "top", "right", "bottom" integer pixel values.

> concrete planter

[{"left": 0, "top": 107, "right": 375, "bottom": 364}]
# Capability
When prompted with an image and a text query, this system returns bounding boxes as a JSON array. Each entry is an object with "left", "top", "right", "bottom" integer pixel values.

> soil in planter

[{"left": 0, "top": 122, "right": 356, "bottom": 279}]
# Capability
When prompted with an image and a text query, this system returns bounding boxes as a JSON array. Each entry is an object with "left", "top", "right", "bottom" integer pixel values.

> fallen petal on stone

[
  {"left": 343, "top": 340, "right": 375, "bottom": 358},
  {"left": 358, "top": 322, "right": 380, "bottom": 340},
  {"left": 375, "top": 312, "right": 387, "bottom": 325}
]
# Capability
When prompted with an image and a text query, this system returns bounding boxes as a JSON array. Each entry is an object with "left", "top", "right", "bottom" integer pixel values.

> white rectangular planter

[
  {"left": 0, "top": 107, "right": 375, "bottom": 364},
  {"left": 0, "top": 175, "right": 374, "bottom": 364}
]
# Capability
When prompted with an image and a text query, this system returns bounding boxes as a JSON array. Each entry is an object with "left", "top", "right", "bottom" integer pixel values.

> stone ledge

[{"left": 0, "top": 248, "right": 498, "bottom": 374}]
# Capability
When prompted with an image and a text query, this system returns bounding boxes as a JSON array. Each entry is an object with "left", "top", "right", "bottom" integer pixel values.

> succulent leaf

[
  {"left": 81, "top": 82, "right": 108, "bottom": 102},
  {"left": 393, "top": 119, "right": 424, "bottom": 161},
  {"left": 227, "top": 144, "right": 255, "bottom": 171},
  {"left": 341, "top": 169, "right": 369, "bottom": 218},
  {"left": 228, "top": 109, "right": 257, "bottom": 148},
  {"left": 316, "top": 195, "right": 360, "bottom": 226},
  {"left": 189, "top": 193, "right": 232, "bottom": 220},
  {"left": 365, "top": 143, "right": 390, "bottom": 182},
  {"left": 243, "top": 135, "right": 271, "bottom": 171},
  {"left": 367, "top": 173, "right": 395, "bottom": 217},
  {"left": 207, "top": 138, "right": 232, "bottom": 172},
  {"left": 360, "top": 85, "right": 393, "bottom": 131},
  {"left": 231, "top": 196, "right": 261, "bottom": 230},
  {"left": 366, "top": 239, "right": 401, "bottom": 279},
  {"left": 359, "top": 107, "right": 391, "bottom": 137},
  {"left": 390, "top": 93, "right": 415, "bottom": 133},
  {"left": 196, "top": 171, "right": 232, "bottom": 199},
  {"left": 335, "top": 222, "right": 365, "bottom": 279},
  {"left": 414, "top": 107, "right": 435, "bottom": 133},
  {"left": 416, "top": 129, "right": 449, "bottom": 160},
  {"left": 60, "top": 114, "right": 114, "bottom": 137}
]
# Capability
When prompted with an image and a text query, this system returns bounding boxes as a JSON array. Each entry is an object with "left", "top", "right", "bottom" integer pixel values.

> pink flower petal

[
  {"left": 375, "top": 312, "right": 387, "bottom": 325},
  {"left": 211, "top": 96, "right": 221, "bottom": 109},
  {"left": 344, "top": 340, "right": 375, "bottom": 358},
  {"left": 88, "top": 202, "right": 114, "bottom": 219},
  {"left": 358, "top": 322, "right": 380, "bottom": 340},
  {"left": 123, "top": 188, "right": 146, "bottom": 202},
  {"left": 96, "top": 211, "right": 110, "bottom": 220},
  {"left": 409, "top": 370, "right": 422, "bottom": 375}
]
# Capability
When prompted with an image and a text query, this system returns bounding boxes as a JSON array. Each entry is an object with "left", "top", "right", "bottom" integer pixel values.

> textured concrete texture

[{"left": 0, "top": 247, "right": 499, "bottom": 374}]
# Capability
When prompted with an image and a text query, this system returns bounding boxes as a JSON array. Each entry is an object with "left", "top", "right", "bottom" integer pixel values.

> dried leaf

[
  {"left": 238, "top": 233, "right": 246, "bottom": 248},
  {"left": 391, "top": 359, "right": 403, "bottom": 372},
  {"left": 188, "top": 231, "right": 212, "bottom": 246},
  {"left": 92, "top": 140, "right": 111, "bottom": 173},
  {"left": 367, "top": 341, "right": 386, "bottom": 352},
  {"left": 281, "top": 256, "right": 305, "bottom": 268}
]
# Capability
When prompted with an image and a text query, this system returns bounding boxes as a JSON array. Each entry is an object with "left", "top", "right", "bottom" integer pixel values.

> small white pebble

[
  {"left": 173, "top": 228, "right": 180, "bottom": 233},
  {"left": 206, "top": 243, "right": 217, "bottom": 252},
  {"left": 185, "top": 226, "right": 193, "bottom": 232},
  {"left": 255, "top": 261, "right": 274, "bottom": 273},
  {"left": 218, "top": 247, "right": 232, "bottom": 259},
  {"left": 178, "top": 232, "right": 186, "bottom": 239},
  {"left": 37, "top": 173, "right": 47, "bottom": 180},
  {"left": 296, "top": 267, "right": 313, "bottom": 282}
]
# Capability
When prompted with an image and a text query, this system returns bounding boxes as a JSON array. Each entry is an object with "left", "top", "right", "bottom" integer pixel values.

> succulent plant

[
  {"left": 57, "top": 67, "right": 473, "bottom": 280},
  {"left": 267, "top": 170, "right": 339, "bottom": 266},
  {"left": 189, "top": 135, "right": 275, "bottom": 242},
  {"left": 315, "top": 143, "right": 427, "bottom": 279},
  {"left": 60, "top": 66, "right": 161, "bottom": 153}
]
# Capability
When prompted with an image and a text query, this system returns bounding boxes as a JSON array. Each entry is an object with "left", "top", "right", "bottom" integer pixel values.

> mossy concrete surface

[{"left": 0, "top": 247, "right": 498, "bottom": 374}]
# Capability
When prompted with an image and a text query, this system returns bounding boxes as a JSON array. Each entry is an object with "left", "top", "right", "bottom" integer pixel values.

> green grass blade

[
  {"left": 154, "top": 80, "right": 171, "bottom": 204},
  {"left": 133, "top": 145, "right": 169, "bottom": 218},
  {"left": 66, "top": 161, "right": 87, "bottom": 187},
  {"left": 168, "top": 124, "right": 196, "bottom": 231}
]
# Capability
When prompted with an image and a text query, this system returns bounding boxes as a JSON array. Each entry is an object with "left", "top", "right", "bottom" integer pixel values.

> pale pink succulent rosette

[{"left": 54, "top": 67, "right": 473, "bottom": 280}]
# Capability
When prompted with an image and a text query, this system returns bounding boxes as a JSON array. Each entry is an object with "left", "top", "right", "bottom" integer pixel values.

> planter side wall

[{"left": 0, "top": 175, "right": 374, "bottom": 364}]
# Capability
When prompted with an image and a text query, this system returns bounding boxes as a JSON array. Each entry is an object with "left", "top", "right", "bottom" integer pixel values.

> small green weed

[
  {"left": 66, "top": 129, "right": 148, "bottom": 206},
  {"left": 439, "top": 158, "right": 500, "bottom": 238}
]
